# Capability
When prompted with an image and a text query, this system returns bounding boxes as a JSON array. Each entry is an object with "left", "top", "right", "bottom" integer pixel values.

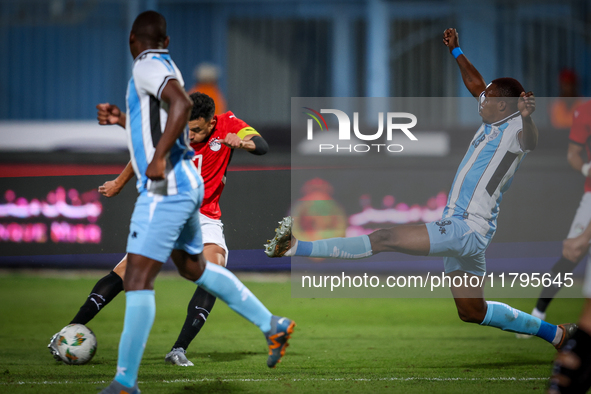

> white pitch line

[{"left": 2, "top": 377, "right": 548, "bottom": 385}]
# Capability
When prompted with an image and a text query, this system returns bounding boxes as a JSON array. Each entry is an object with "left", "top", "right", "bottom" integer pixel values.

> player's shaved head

[
  {"left": 490, "top": 78, "right": 524, "bottom": 112},
  {"left": 491, "top": 78, "right": 524, "bottom": 98},
  {"left": 131, "top": 11, "right": 167, "bottom": 45}
]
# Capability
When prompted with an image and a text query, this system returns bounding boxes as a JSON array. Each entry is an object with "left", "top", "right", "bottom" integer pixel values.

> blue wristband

[{"left": 452, "top": 47, "right": 463, "bottom": 59}]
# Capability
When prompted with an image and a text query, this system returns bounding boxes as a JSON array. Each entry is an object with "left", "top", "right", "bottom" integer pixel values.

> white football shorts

[{"left": 200, "top": 213, "right": 229, "bottom": 266}]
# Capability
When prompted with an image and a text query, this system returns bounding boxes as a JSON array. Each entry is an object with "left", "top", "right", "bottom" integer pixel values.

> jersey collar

[
  {"left": 491, "top": 111, "right": 521, "bottom": 126},
  {"left": 133, "top": 49, "right": 169, "bottom": 63}
]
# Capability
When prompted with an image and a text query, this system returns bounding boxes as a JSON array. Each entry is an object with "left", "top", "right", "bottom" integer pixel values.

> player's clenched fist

[
  {"left": 146, "top": 157, "right": 166, "bottom": 181},
  {"left": 443, "top": 28, "right": 459, "bottom": 52},
  {"left": 96, "top": 103, "right": 122, "bottom": 126},
  {"left": 98, "top": 180, "right": 123, "bottom": 198},
  {"left": 220, "top": 133, "right": 244, "bottom": 149},
  {"left": 518, "top": 91, "right": 536, "bottom": 118}
]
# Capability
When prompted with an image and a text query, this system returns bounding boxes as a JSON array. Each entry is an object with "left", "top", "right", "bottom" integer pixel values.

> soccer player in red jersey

[{"left": 49, "top": 92, "right": 271, "bottom": 367}]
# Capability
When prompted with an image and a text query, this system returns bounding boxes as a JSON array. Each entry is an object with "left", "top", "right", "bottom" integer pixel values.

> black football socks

[
  {"left": 172, "top": 286, "right": 217, "bottom": 351},
  {"left": 70, "top": 271, "right": 124, "bottom": 325}
]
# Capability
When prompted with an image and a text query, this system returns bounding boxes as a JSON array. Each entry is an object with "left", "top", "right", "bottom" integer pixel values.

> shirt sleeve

[
  {"left": 505, "top": 117, "right": 527, "bottom": 154},
  {"left": 133, "top": 56, "right": 178, "bottom": 100},
  {"left": 224, "top": 112, "right": 260, "bottom": 139},
  {"left": 569, "top": 107, "right": 590, "bottom": 146}
]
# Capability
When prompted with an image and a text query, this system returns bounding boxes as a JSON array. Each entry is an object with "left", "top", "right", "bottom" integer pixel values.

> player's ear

[
  {"left": 498, "top": 100, "right": 506, "bottom": 112},
  {"left": 209, "top": 117, "right": 217, "bottom": 129},
  {"left": 163, "top": 36, "right": 170, "bottom": 48}
]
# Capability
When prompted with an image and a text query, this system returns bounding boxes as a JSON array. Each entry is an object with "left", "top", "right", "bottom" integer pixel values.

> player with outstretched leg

[{"left": 265, "top": 27, "right": 575, "bottom": 353}]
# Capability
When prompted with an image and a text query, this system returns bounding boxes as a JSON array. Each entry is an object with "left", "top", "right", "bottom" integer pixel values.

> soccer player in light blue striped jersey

[
  {"left": 266, "top": 28, "right": 576, "bottom": 352},
  {"left": 99, "top": 11, "right": 294, "bottom": 394}
]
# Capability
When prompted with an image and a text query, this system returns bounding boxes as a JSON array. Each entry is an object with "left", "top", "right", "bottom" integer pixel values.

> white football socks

[{"left": 551, "top": 326, "right": 564, "bottom": 346}]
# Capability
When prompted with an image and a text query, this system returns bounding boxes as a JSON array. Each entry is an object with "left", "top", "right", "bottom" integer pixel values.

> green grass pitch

[{"left": 0, "top": 271, "right": 584, "bottom": 393}]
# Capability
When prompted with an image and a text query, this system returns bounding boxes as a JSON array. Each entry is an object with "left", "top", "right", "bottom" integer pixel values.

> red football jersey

[
  {"left": 569, "top": 100, "right": 591, "bottom": 193},
  {"left": 191, "top": 111, "right": 258, "bottom": 219}
]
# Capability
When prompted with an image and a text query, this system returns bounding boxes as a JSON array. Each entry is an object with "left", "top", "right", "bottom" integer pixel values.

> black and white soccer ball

[{"left": 55, "top": 324, "right": 97, "bottom": 365}]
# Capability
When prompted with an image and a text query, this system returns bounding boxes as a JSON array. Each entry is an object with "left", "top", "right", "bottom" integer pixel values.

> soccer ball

[{"left": 55, "top": 324, "right": 97, "bottom": 365}]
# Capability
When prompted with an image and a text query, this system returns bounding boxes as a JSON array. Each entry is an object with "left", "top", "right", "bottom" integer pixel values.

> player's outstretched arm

[
  {"left": 443, "top": 28, "right": 487, "bottom": 97},
  {"left": 518, "top": 91, "right": 538, "bottom": 151},
  {"left": 96, "top": 103, "right": 126, "bottom": 128},
  {"left": 146, "top": 80, "right": 192, "bottom": 180},
  {"left": 220, "top": 133, "right": 269, "bottom": 155},
  {"left": 242, "top": 134, "right": 269, "bottom": 155},
  {"left": 98, "top": 161, "right": 135, "bottom": 197}
]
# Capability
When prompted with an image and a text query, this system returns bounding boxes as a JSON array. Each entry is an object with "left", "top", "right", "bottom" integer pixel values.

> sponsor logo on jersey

[
  {"left": 209, "top": 138, "right": 221, "bottom": 152},
  {"left": 473, "top": 133, "right": 486, "bottom": 148},
  {"left": 487, "top": 128, "right": 500, "bottom": 141}
]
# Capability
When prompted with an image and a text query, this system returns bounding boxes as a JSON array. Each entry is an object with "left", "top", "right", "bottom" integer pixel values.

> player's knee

[
  {"left": 178, "top": 265, "right": 201, "bottom": 281},
  {"left": 176, "top": 253, "right": 207, "bottom": 282},
  {"left": 369, "top": 228, "right": 399, "bottom": 252},
  {"left": 123, "top": 256, "right": 159, "bottom": 290},
  {"left": 179, "top": 271, "right": 199, "bottom": 281}
]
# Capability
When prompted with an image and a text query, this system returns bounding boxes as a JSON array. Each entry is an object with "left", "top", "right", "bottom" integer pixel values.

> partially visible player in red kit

[{"left": 48, "top": 92, "right": 271, "bottom": 367}]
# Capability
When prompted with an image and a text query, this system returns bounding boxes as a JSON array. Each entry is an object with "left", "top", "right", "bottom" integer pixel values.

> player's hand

[
  {"left": 518, "top": 91, "right": 536, "bottom": 117},
  {"left": 443, "top": 28, "right": 459, "bottom": 53},
  {"left": 96, "top": 103, "right": 122, "bottom": 125},
  {"left": 98, "top": 180, "right": 123, "bottom": 198},
  {"left": 146, "top": 157, "right": 166, "bottom": 181},
  {"left": 562, "top": 234, "right": 589, "bottom": 263},
  {"left": 220, "top": 133, "right": 244, "bottom": 149}
]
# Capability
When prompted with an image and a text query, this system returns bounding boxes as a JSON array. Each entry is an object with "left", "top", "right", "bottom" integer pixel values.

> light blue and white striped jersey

[
  {"left": 443, "top": 112, "right": 527, "bottom": 238},
  {"left": 125, "top": 49, "right": 200, "bottom": 195}
]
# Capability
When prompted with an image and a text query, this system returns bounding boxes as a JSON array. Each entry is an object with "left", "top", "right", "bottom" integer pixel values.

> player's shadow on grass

[
  {"left": 190, "top": 350, "right": 302, "bottom": 363},
  {"left": 144, "top": 351, "right": 262, "bottom": 363},
  {"left": 191, "top": 351, "right": 261, "bottom": 363}
]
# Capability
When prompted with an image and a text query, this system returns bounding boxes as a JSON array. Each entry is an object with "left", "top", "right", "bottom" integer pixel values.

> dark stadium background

[{"left": 0, "top": 0, "right": 590, "bottom": 276}]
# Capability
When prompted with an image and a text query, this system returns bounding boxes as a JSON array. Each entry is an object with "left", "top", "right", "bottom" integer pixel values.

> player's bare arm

[
  {"left": 96, "top": 103, "right": 126, "bottom": 128},
  {"left": 220, "top": 133, "right": 245, "bottom": 149},
  {"left": 443, "top": 28, "right": 486, "bottom": 97},
  {"left": 98, "top": 161, "right": 135, "bottom": 197},
  {"left": 146, "top": 79, "right": 193, "bottom": 180},
  {"left": 517, "top": 91, "right": 538, "bottom": 151},
  {"left": 567, "top": 142, "right": 587, "bottom": 176},
  {"left": 220, "top": 133, "right": 269, "bottom": 155}
]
